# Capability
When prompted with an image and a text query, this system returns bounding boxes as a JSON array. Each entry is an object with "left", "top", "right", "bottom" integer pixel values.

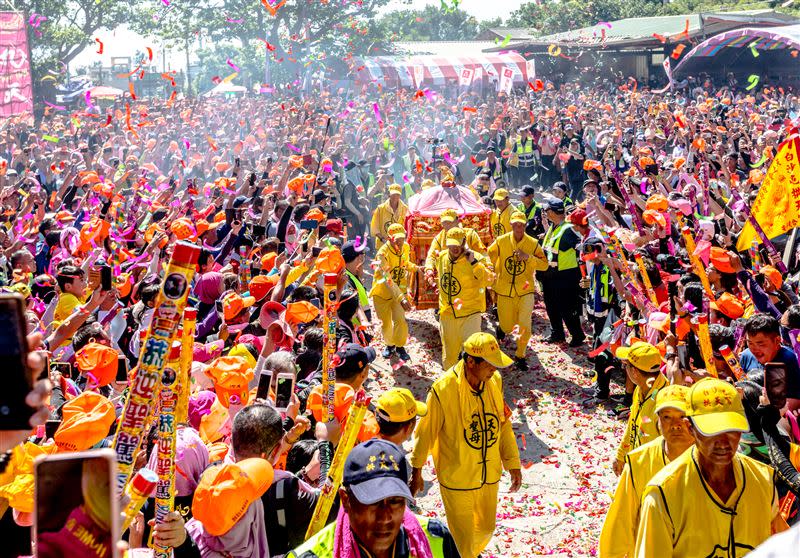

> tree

[
  {"left": 375, "top": 6, "right": 483, "bottom": 41},
  {"left": 507, "top": 0, "right": 662, "bottom": 34},
  {"left": 16, "top": 0, "right": 133, "bottom": 82}
]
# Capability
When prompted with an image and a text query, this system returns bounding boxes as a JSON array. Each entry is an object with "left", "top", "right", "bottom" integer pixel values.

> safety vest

[
  {"left": 287, "top": 514, "right": 446, "bottom": 558},
  {"left": 542, "top": 222, "right": 578, "bottom": 271},
  {"left": 516, "top": 137, "right": 535, "bottom": 167},
  {"left": 588, "top": 264, "right": 612, "bottom": 318}
]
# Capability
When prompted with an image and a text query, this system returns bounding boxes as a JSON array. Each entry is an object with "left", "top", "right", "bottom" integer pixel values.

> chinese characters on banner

[
  {"left": 0, "top": 12, "right": 33, "bottom": 119},
  {"left": 736, "top": 136, "right": 800, "bottom": 251},
  {"left": 499, "top": 67, "right": 513, "bottom": 94},
  {"left": 459, "top": 68, "right": 474, "bottom": 87}
]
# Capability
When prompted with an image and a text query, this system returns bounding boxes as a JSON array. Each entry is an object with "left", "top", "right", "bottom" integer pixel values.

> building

[{"left": 486, "top": 10, "right": 800, "bottom": 84}]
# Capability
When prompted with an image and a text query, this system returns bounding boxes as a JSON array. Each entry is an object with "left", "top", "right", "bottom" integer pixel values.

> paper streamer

[
  {"left": 321, "top": 274, "right": 338, "bottom": 424},
  {"left": 226, "top": 58, "right": 240, "bottom": 72},
  {"left": 746, "top": 74, "right": 760, "bottom": 91},
  {"left": 95, "top": 38, "right": 104, "bottom": 54}
]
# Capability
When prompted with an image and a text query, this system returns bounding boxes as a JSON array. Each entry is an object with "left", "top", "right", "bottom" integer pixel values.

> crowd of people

[{"left": 0, "top": 71, "right": 799, "bottom": 558}]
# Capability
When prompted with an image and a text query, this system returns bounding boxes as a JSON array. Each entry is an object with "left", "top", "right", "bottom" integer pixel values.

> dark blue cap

[
  {"left": 334, "top": 343, "right": 376, "bottom": 375},
  {"left": 343, "top": 439, "right": 413, "bottom": 504}
]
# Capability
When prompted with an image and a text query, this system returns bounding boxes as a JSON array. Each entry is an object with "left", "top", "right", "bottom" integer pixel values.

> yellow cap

[
  {"left": 687, "top": 378, "right": 749, "bottom": 436},
  {"left": 445, "top": 227, "right": 466, "bottom": 247},
  {"left": 375, "top": 388, "right": 428, "bottom": 423},
  {"left": 655, "top": 384, "right": 690, "bottom": 414},
  {"left": 492, "top": 188, "right": 509, "bottom": 201},
  {"left": 388, "top": 183, "right": 402, "bottom": 195},
  {"left": 615, "top": 341, "right": 662, "bottom": 373},
  {"left": 387, "top": 223, "right": 406, "bottom": 240},
  {"left": 510, "top": 211, "right": 527, "bottom": 225},
  {"left": 463, "top": 332, "right": 514, "bottom": 368},
  {"left": 421, "top": 179, "right": 435, "bottom": 189},
  {"left": 440, "top": 208, "right": 459, "bottom": 223}
]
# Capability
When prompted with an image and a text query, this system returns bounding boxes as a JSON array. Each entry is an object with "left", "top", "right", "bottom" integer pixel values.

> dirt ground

[{"left": 364, "top": 299, "right": 624, "bottom": 557}]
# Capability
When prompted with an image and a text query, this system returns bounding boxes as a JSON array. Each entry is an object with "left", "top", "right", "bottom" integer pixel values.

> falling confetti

[
  {"left": 95, "top": 38, "right": 104, "bottom": 54},
  {"left": 745, "top": 74, "right": 760, "bottom": 91}
]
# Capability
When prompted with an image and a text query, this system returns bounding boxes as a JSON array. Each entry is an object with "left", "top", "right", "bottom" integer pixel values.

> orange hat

[
  {"left": 288, "top": 176, "right": 305, "bottom": 194},
  {"left": 206, "top": 356, "right": 254, "bottom": 408},
  {"left": 192, "top": 458, "right": 274, "bottom": 536},
  {"left": 710, "top": 292, "right": 745, "bottom": 320},
  {"left": 213, "top": 211, "right": 226, "bottom": 223},
  {"left": 709, "top": 247, "right": 736, "bottom": 274},
  {"left": 75, "top": 342, "right": 119, "bottom": 387},
  {"left": 249, "top": 274, "right": 278, "bottom": 301},
  {"left": 196, "top": 219, "right": 222, "bottom": 237},
  {"left": 760, "top": 265, "right": 783, "bottom": 290},
  {"left": 92, "top": 181, "right": 115, "bottom": 199},
  {"left": 288, "top": 155, "right": 304, "bottom": 168},
  {"left": 170, "top": 218, "right": 196, "bottom": 241},
  {"left": 215, "top": 162, "right": 231, "bottom": 173},
  {"left": 307, "top": 383, "right": 355, "bottom": 422},
  {"left": 260, "top": 252, "right": 278, "bottom": 272},
  {"left": 55, "top": 210, "right": 76, "bottom": 223},
  {"left": 645, "top": 194, "right": 669, "bottom": 212},
  {"left": 54, "top": 391, "right": 116, "bottom": 451},
  {"left": 643, "top": 209, "right": 667, "bottom": 228},
  {"left": 222, "top": 292, "right": 256, "bottom": 322},
  {"left": 314, "top": 246, "right": 345, "bottom": 274},
  {"left": 115, "top": 272, "right": 132, "bottom": 298},
  {"left": 284, "top": 300, "right": 320, "bottom": 326},
  {"left": 305, "top": 208, "right": 326, "bottom": 222},
  {"left": 205, "top": 441, "right": 230, "bottom": 463},
  {"left": 145, "top": 223, "right": 168, "bottom": 249}
]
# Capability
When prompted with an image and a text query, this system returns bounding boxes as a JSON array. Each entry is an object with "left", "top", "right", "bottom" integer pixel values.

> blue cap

[
  {"left": 343, "top": 440, "right": 413, "bottom": 505},
  {"left": 334, "top": 343, "right": 376, "bottom": 375}
]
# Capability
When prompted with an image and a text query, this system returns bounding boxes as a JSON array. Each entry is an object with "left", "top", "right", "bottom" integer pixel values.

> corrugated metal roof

[{"left": 485, "top": 27, "right": 537, "bottom": 40}]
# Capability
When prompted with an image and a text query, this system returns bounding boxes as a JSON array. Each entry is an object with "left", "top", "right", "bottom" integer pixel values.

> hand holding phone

[
  {"left": 101, "top": 265, "right": 112, "bottom": 292},
  {"left": 256, "top": 370, "right": 274, "bottom": 402},
  {"left": 274, "top": 373, "right": 295, "bottom": 413},
  {"left": 0, "top": 294, "right": 34, "bottom": 430}
]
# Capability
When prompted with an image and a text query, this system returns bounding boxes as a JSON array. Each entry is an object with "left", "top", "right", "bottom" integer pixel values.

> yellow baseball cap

[
  {"left": 615, "top": 341, "right": 662, "bottom": 373},
  {"left": 375, "top": 388, "right": 427, "bottom": 423},
  {"left": 463, "top": 332, "right": 514, "bottom": 368},
  {"left": 510, "top": 211, "right": 527, "bottom": 225},
  {"left": 440, "top": 208, "right": 459, "bottom": 223},
  {"left": 687, "top": 378, "right": 749, "bottom": 436},
  {"left": 445, "top": 227, "right": 466, "bottom": 247},
  {"left": 492, "top": 188, "right": 509, "bottom": 201},
  {"left": 655, "top": 384, "right": 690, "bottom": 414},
  {"left": 387, "top": 223, "right": 406, "bottom": 240},
  {"left": 388, "top": 183, "right": 402, "bottom": 195}
]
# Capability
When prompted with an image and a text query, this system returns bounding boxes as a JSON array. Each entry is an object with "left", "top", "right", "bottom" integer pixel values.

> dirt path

[{"left": 365, "top": 301, "right": 623, "bottom": 557}]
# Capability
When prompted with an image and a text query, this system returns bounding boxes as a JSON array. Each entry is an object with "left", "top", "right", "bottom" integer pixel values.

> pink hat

[{"left": 194, "top": 340, "right": 224, "bottom": 363}]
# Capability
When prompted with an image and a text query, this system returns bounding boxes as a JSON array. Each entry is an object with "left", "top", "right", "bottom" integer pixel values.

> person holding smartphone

[{"left": 740, "top": 314, "right": 800, "bottom": 412}]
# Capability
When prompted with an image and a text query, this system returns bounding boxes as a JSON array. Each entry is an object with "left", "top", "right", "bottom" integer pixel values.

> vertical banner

[
  {"left": 0, "top": 12, "right": 33, "bottom": 120},
  {"left": 412, "top": 64, "right": 424, "bottom": 88},
  {"left": 499, "top": 67, "right": 513, "bottom": 94},
  {"left": 459, "top": 68, "right": 474, "bottom": 87},
  {"left": 526, "top": 59, "right": 536, "bottom": 82}
]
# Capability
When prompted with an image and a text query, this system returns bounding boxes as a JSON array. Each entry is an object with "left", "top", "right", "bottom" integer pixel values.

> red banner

[{"left": 0, "top": 12, "right": 33, "bottom": 119}]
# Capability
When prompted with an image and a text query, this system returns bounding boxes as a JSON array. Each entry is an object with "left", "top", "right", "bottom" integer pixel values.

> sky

[{"left": 71, "top": 0, "right": 524, "bottom": 73}]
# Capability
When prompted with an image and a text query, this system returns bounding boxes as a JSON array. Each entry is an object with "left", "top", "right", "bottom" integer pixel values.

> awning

[
  {"left": 356, "top": 53, "right": 529, "bottom": 87},
  {"left": 673, "top": 24, "right": 800, "bottom": 75}
]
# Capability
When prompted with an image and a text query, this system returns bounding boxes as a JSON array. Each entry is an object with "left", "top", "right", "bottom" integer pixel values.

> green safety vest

[
  {"left": 542, "top": 222, "right": 578, "bottom": 271},
  {"left": 288, "top": 515, "right": 446, "bottom": 558},
  {"left": 516, "top": 137, "right": 535, "bottom": 166}
]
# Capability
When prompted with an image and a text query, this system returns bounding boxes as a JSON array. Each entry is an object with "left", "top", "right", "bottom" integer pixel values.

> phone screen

[
  {"left": 256, "top": 370, "right": 273, "bottom": 402},
  {"left": 299, "top": 219, "right": 318, "bottom": 231},
  {"left": 0, "top": 295, "right": 33, "bottom": 430},
  {"left": 101, "top": 265, "right": 112, "bottom": 292},
  {"left": 51, "top": 361, "right": 73, "bottom": 380},
  {"left": 274, "top": 375, "right": 294, "bottom": 410},
  {"left": 35, "top": 450, "right": 118, "bottom": 558},
  {"left": 45, "top": 420, "right": 61, "bottom": 440},
  {"left": 765, "top": 362, "right": 788, "bottom": 409},
  {"left": 115, "top": 356, "right": 129, "bottom": 384}
]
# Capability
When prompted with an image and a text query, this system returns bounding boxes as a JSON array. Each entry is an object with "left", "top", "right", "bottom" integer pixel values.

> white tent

[{"left": 202, "top": 81, "right": 247, "bottom": 97}]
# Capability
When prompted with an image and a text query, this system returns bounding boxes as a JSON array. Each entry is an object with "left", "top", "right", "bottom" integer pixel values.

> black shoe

[
  {"left": 396, "top": 347, "right": 411, "bottom": 361},
  {"left": 582, "top": 394, "right": 610, "bottom": 407},
  {"left": 568, "top": 337, "right": 586, "bottom": 348},
  {"left": 382, "top": 346, "right": 395, "bottom": 358},
  {"left": 496, "top": 327, "right": 506, "bottom": 341},
  {"left": 515, "top": 357, "right": 527, "bottom": 371},
  {"left": 543, "top": 334, "right": 566, "bottom": 344}
]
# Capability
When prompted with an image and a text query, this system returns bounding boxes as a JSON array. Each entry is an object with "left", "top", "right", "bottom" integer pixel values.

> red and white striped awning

[{"left": 355, "top": 53, "right": 529, "bottom": 87}]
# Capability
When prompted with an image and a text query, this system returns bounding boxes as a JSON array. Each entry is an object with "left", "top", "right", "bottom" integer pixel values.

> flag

[
  {"left": 736, "top": 135, "right": 800, "bottom": 251},
  {"left": 499, "top": 68, "right": 513, "bottom": 94},
  {"left": 459, "top": 68, "right": 474, "bottom": 87}
]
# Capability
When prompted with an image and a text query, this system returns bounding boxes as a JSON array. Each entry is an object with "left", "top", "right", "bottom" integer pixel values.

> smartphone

[
  {"left": 256, "top": 369, "right": 274, "bottom": 402},
  {"left": 224, "top": 208, "right": 236, "bottom": 224},
  {"left": 51, "top": 361, "right": 72, "bottom": 380},
  {"left": 302, "top": 154, "right": 313, "bottom": 167},
  {"left": 765, "top": 362, "right": 788, "bottom": 408},
  {"left": 274, "top": 372, "right": 295, "bottom": 412},
  {"left": 44, "top": 419, "right": 60, "bottom": 440},
  {"left": 115, "top": 356, "right": 129, "bottom": 385},
  {"left": 34, "top": 449, "right": 119, "bottom": 558},
  {"left": 0, "top": 294, "right": 33, "bottom": 430},
  {"left": 299, "top": 219, "right": 318, "bottom": 231},
  {"left": 101, "top": 265, "right": 112, "bottom": 292},
  {"left": 278, "top": 241, "right": 286, "bottom": 253}
]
